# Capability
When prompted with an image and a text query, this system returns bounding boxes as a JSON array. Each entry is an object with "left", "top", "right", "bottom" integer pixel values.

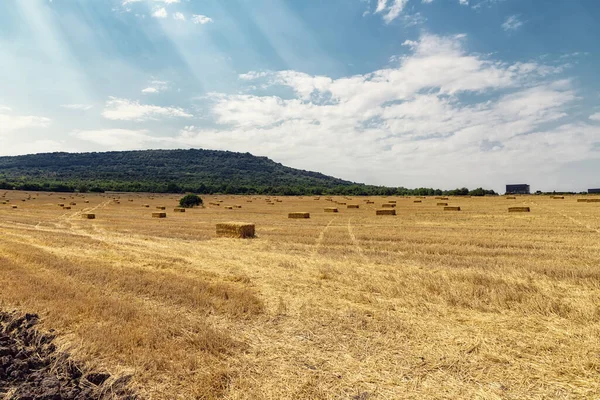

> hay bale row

[
  {"left": 376, "top": 209, "right": 396, "bottom": 216},
  {"left": 509, "top": 207, "right": 530, "bottom": 212},
  {"left": 587, "top": 199, "right": 600, "bottom": 203},
  {"left": 216, "top": 222, "right": 255, "bottom": 238},
  {"left": 289, "top": 212, "right": 310, "bottom": 219}
]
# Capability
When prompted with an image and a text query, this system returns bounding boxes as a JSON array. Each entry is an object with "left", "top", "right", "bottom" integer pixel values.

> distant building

[
  {"left": 589, "top": 188, "right": 600, "bottom": 194},
  {"left": 506, "top": 184, "right": 530, "bottom": 194}
]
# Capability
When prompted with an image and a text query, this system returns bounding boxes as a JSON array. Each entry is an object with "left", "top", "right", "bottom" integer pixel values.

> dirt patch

[{"left": 0, "top": 311, "right": 136, "bottom": 400}]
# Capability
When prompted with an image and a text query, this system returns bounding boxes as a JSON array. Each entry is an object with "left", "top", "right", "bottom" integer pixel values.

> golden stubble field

[{"left": 1, "top": 190, "right": 600, "bottom": 399}]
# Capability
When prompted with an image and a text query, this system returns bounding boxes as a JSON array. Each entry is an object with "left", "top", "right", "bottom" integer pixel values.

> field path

[
  {"left": 314, "top": 217, "right": 337, "bottom": 253},
  {"left": 347, "top": 217, "right": 366, "bottom": 259}
]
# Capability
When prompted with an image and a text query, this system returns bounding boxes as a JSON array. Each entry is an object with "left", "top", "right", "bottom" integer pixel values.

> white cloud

[
  {"left": 502, "top": 15, "right": 523, "bottom": 31},
  {"left": 590, "top": 113, "right": 600, "bottom": 121},
  {"left": 152, "top": 7, "right": 167, "bottom": 19},
  {"left": 0, "top": 108, "right": 51, "bottom": 134},
  {"left": 459, "top": 0, "right": 469, "bottom": 5},
  {"left": 374, "top": 0, "right": 408, "bottom": 23},
  {"left": 173, "top": 12, "right": 185, "bottom": 21},
  {"left": 102, "top": 97, "right": 192, "bottom": 121},
  {"left": 174, "top": 33, "right": 595, "bottom": 191},
  {"left": 422, "top": 0, "right": 434, "bottom": 3},
  {"left": 61, "top": 104, "right": 93, "bottom": 111},
  {"left": 375, "top": 0, "right": 388, "bottom": 13},
  {"left": 141, "top": 80, "right": 168, "bottom": 94},
  {"left": 191, "top": 14, "right": 213, "bottom": 25}
]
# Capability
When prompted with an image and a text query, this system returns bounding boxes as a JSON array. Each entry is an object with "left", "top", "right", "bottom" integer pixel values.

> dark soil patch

[{"left": 0, "top": 311, "right": 136, "bottom": 400}]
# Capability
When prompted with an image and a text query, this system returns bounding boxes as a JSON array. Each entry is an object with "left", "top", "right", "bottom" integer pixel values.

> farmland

[{"left": 1, "top": 191, "right": 600, "bottom": 399}]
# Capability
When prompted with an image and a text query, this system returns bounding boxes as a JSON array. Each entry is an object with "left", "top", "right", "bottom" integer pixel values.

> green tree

[{"left": 179, "top": 194, "right": 203, "bottom": 208}]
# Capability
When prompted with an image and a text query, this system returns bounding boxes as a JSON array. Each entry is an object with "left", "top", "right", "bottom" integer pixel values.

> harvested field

[{"left": 0, "top": 192, "right": 600, "bottom": 399}]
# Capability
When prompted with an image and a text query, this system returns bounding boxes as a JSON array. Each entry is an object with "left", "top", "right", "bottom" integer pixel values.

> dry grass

[{"left": 0, "top": 192, "right": 600, "bottom": 399}]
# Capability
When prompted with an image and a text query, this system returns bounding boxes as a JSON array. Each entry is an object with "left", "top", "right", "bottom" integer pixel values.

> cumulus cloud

[
  {"left": 141, "top": 80, "right": 168, "bottom": 94},
  {"left": 191, "top": 14, "right": 213, "bottom": 24},
  {"left": 152, "top": 7, "right": 167, "bottom": 18},
  {"left": 167, "top": 33, "right": 596, "bottom": 190},
  {"left": 102, "top": 97, "right": 192, "bottom": 121},
  {"left": 374, "top": 0, "right": 409, "bottom": 23},
  {"left": 590, "top": 113, "right": 600, "bottom": 121},
  {"left": 173, "top": 12, "right": 185, "bottom": 21},
  {"left": 0, "top": 107, "right": 51, "bottom": 134},
  {"left": 502, "top": 15, "right": 523, "bottom": 31}
]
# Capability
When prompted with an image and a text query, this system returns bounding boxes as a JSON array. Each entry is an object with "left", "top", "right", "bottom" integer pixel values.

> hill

[
  {"left": 0, "top": 149, "right": 498, "bottom": 196},
  {"left": 0, "top": 149, "right": 365, "bottom": 195}
]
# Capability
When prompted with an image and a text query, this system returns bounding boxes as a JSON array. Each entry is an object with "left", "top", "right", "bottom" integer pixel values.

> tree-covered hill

[
  {"left": 0, "top": 149, "right": 360, "bottom": 194},
  {"left": 0, "top": 149, "right": 497, "bottom": 196}
]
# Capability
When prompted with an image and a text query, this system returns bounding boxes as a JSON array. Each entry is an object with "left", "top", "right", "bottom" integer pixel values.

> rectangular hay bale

[
  {"left": 174, "top": 208, "right": 186, "bottom": 212},
  {"left": 324, "top": 207, "right": 338, "bottom": 213},
  {"left": 437, "top": 202, "right": 448, "bottom": 206},
  {"left": 444, "top": 206, "right": 461, "bottom": 211},
  {"left": 152, "top": 212, "right": 167, "bottom": 218},
  {"left": 508, "top": 207, "right": 530, "bottom": 212},
  {"left": 216, "top": 222, "right": 255, "bottom": 238},
  {"left": 347, "top": 204, "right": 359, "bottom": 209},
  {"left": 376, "top": 209, "right": 396, "bottom": 215},
  {"left": 288, "top": 212, "right": 310, "bottom": 219},
  {"left": 82, "top": 213, "right": 96, "bottom": 219},
  {"left": 381, "top": 203, "right": 396, "bottom": 208}
]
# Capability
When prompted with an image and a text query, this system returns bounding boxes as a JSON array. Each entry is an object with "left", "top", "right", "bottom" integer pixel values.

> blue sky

[{"left": 1, "top": 0, "right": 599, "bottom": 192}]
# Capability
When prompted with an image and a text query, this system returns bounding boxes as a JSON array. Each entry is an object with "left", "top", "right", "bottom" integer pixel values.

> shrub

[{"left": 179, "top": 194, "right": 203, "bottom": 208}]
